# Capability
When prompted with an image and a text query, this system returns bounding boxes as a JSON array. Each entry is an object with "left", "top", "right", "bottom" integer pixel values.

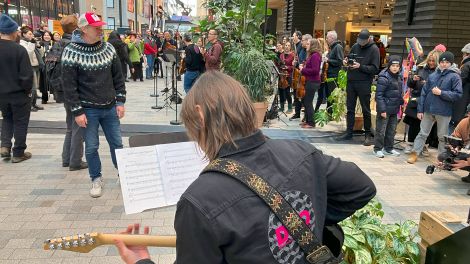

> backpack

[{"left": 44, "top": 39, "right": 71, "bottom": 103}]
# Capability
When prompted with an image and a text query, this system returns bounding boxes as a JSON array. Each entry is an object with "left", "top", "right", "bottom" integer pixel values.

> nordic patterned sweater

[{"left": 61, "top": 30, "right": 126, "bottom": 117}]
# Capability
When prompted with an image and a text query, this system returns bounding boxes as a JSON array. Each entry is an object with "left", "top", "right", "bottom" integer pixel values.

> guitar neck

[{"left": 98, "top": 234, "right": 176, "bottom": 247}]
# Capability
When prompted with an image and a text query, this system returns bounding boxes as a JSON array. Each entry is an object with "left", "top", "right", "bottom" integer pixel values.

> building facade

[{"left": 1, "top": 0, "right": 77, "bottom": 30}]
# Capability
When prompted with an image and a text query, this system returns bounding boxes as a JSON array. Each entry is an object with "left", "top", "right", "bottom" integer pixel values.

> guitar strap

[{"left": 202, "top": 158, "right": 340, "bottom": 264}]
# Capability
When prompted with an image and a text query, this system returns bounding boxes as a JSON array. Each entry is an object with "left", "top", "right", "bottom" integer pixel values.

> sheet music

[
  {"left": 156, "top": 142, "right": 209, "bottom": 205},
  {"left": 116, "top": 142, "right": 208, "bottom": 214}
]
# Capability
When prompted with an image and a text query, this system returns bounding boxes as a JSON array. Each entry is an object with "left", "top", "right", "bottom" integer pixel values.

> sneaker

[
  {"left": 404, "top": 145, "right": 413, "bottom": 154},
  {"left": 422, "top": 146, "right": 430, "bottom": 157},
  {"left": 374, "top": 150, "right": 385, "bottom": 158},
  {"left": 384, "top": 149, "right": 401, "bottom": 157},
  {"left": 462, "top": 175, "right": 470, "bottom": 183},
  {"left": 407, "top": 151, "right": 418, "bottom": 164},
  {"left": 90, "top": 177, "right": 104, "bottom": 198},
  {"left": 69, "top": 161, "right": 88, "bottom": 171},
  {"left": 289, "top": 114, "right": 300, "bottom": 121},
  {"left": 1, "top": 147, "right": 11, "bottom": 158},
  {"left": 363, "top": 135, "right": 373, "bottom": 146},
  {"left": 11, "top": 152, "right": 32, "bottom": 163},
  {"left": 336, "top": 133, "right": 353, "bottom": 141}
]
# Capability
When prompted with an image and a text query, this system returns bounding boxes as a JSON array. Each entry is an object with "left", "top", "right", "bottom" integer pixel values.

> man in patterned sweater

[{"left": 62, "top": 12, "right": 126, "bottom": 198}]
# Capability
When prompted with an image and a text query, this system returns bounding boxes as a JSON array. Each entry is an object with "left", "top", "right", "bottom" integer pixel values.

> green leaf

[
  {"left": 392, "top": 237, "right": 407, "bottom": 257},
  {"left": 343, "top": 234, "right": 360, "bottom": 250},
  {"left": 405, "top": 241, "right": 420, "bottom": 257},
  {"left": 361, "top": 224, "right": 386, "bottom": 234},
  {"left": 354, "top": 246, "right": 372, "bottom": 264},
  {"left": 366, "top": 232, "right": 386, "bottom": 255}
]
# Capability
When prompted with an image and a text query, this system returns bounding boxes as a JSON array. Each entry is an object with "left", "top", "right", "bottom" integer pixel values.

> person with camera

[
  {"left": 407, "top": 52, "right": 463, "bottom": 164},
  {"left": 403, "top": 50, "right": 441, "bottom": 155},
  {"left": 336, "top": 29, "right": 380, "bottom": 146}
]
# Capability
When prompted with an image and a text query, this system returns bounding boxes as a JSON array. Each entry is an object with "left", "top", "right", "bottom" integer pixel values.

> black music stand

[
  {"left": 163, "top": 51, "right": 182, "bottom": 125},
  {"left": 151, "top": 58, "right": 163, "bottom": 110}
]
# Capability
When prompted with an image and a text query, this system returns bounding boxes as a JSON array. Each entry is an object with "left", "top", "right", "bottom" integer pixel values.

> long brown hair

[
  {"left": 180, "top": 71, "right": 257, "bottom": 160},
  {"left": 307, "top": 38, "right": 322, "bottom": 56}
]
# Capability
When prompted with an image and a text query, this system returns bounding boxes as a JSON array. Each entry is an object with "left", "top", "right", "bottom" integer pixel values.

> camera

[
  {"left": 347, "top": 53, "right": 357, "bottom": 65},
  {"left": 426, "top": 135, "right": 467, "bottom": 174}
]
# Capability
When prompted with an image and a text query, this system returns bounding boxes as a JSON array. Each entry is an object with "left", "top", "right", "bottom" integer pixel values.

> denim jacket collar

[{"left": 217, "top": 130, "right": 266, "bottom": 158}]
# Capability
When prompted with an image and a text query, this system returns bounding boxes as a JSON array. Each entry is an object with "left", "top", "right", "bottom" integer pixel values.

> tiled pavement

[{"left": 1, "top": 78, "right": 470, "bottom": 263}]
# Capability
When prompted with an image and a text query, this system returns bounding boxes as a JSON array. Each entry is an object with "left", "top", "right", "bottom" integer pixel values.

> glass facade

[{"left": 1, "top": 0, "right": 77, "bottom": 30}]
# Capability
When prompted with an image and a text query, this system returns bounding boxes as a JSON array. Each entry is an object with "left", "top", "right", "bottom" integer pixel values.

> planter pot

[
  {"left": 353, "top": 116, "right": 364, "bottom": 131},
  {"left": 253, "top": 102, "right": 268, "bottom": 128}
]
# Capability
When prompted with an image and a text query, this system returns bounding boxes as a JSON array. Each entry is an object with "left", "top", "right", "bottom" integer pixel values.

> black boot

[{"left": 363, "top": 134, "right": 373, "bottom": 146}]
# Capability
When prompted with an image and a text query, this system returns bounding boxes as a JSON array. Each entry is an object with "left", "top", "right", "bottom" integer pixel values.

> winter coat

[
  {"left": 20, "top": 39, "right": 39, "bottom": 67},
  {"left": 375, "top": 69, "right": 404, "bottom": 115},
  {"left": 301, "top": 52, "right": 322, "bottom": 82},
  {"left": 108, "top": 31, "right": 132, "bottom": 68},
  {"left": 418, "top": 64, "right": 463, "bottom": 117},
  {"left": 347, "top": 41, "right": 380, "bottom": 83},
  {"left": 452, "top": 57, "right": 470, "bottom": 125},
  {"left": 405, "top": 65, "right": 436, "bottom": 118},
  {"left": 204, "top": 40, "right": 224, "bottom": 71},
  {"left": 327, "top": 41, "right": 344, "bottom": 78},
  {"left": 128, "top": 41, "right": 142, "bottom": 63}
]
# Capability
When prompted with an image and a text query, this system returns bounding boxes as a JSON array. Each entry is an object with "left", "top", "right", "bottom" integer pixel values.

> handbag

[{"left": 203, "top": 158, "right": 342, "bottom": 264}]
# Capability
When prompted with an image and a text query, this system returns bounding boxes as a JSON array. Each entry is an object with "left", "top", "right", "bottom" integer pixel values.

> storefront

[{"left": 0, "top": 0, "right": 77, "bottom": 30}]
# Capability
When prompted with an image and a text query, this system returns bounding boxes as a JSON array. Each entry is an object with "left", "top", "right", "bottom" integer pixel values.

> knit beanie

[
  {"left": 434, "top": 44, "right": 447, "bottom": 53},
  {"left": 0, "top": 14, "right": 19, "bottom": 34},
  {"left": 439, "top": 51, "right": 455, "bottom": 64},
  {"left": 387, "top": 55, "right": 402, "bottom": 68}
]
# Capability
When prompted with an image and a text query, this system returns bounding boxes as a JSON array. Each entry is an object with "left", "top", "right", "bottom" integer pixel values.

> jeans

[
  {"left": 346, "top": 80, "right": 372, "bottom": 134},
  {"left": 146, "top": 54, "right": 155, "bottom": 78},
  {"left": 83, "top": 106, "right": 123, "bottom": 180},
  {"left": 62, "top": 106, "right": 84, "bottom": 167},
  {"left": 183, "top": 70, "right": 200, "bottom": 93},
  {"left": 412, "top": 113, "right": 451, "bottom": 154},
  {"left": 304, "top": 81, "right": 320, "bottom": 126},
  {"left": 374, "top": 114, "right": 398, "bottom": 152},
  {"left": 0, "top": 94, "right": 31, "bottom": 157}
]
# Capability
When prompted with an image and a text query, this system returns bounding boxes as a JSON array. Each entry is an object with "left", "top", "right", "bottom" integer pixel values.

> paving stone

[
  {"left": 4, "top": 238, "right": 36, "bottom": 249},
  {"left": 38, "top": 174, "right": 66, "bottom": 180}
]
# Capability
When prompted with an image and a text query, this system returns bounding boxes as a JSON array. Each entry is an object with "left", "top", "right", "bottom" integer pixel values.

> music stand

[
  {"left": 151, "top": 57, "right": 163, "bottom": 110},
  {"left": 163, "top": 51, "right": 182, "bottom": 125}
]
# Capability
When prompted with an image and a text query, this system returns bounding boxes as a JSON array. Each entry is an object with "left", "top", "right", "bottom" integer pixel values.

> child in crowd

[{"left": 373, "top": 55, "right": 404, "bottom": 158}]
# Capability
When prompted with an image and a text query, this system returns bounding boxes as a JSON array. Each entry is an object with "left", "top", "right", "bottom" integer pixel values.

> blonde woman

[
  {"left": 115, "top": 71, "right": 376, "bottom": 264},
  {"left": 403, "top": 49, "right": 441, "bottom": 154}
]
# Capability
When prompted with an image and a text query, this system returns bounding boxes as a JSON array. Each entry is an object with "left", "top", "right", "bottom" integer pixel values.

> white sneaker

[
  {"left": 90, "top": 177, "right": 104, "bottom": 198},
  {"left": 384, "top": 149, "right": 401, "bottom": 156},
  {"left": 374, "top": 150, "right": 385, "bottom": 158},
  {"left": 404, "top": 145, "right": 413, "bottom": 154},
  {"left": 422, "top": 146, "right": 430, "bottom": 157}
]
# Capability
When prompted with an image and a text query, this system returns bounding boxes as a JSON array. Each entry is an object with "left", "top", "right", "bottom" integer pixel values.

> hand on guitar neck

[{"left": 44, "top": 223, "right": 176, "bottom": 264}]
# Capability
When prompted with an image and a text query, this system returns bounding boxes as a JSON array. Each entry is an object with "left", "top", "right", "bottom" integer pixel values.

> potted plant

[
  {"left": 196, "top": 0, "right": 274, "bottom": 126},
  {"left": 340, "top": 199, "right": 420, "bottom": 264}
]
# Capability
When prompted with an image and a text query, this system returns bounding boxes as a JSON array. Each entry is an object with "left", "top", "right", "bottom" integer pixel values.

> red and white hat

[{"left": 78, "top": 12, "right": 106, "bottom": 28}]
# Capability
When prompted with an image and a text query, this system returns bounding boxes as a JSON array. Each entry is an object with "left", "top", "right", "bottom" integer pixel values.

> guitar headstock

[{"left": 44, "top": 232, "right": 102, "bottom": 253}]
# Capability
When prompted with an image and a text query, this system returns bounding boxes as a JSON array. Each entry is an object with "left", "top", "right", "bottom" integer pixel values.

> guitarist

[{"left": 114, "top": 71, "right": 376, "bottom": 264}]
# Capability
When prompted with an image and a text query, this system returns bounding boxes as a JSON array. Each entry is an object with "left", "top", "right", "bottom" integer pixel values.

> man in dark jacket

[
  {"left": 408, "top": 52, "right": 462, "bottom": 163},
  {"left": 0, "top": 14, "right": 33, "bottom": 163},
  {"left": 325, "top": 30, "right": 344, "bottom": 115},
  {"left": 46, "top": 15, "right": 87, "bottom": 171},
  {"left": 108, "top": 31, "right": 133, "bottom": 82},
  {"left": 336, "top": 29, "right": 380, "bottom": 146},
  {"left": 62, "top": 12, "right": 126, "bottom": 198}
]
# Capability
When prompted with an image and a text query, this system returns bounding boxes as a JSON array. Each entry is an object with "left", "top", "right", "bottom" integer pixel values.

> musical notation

[{"left": 115, "top": 142, "right": 208, "bottom": 214}]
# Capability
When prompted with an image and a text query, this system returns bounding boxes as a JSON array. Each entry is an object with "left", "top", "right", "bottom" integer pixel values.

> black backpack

[{"left": 44, "top": 39, "right": 71, "bottom": 103}]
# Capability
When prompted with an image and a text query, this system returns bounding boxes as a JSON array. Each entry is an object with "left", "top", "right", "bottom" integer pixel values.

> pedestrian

[
  {"left": 403, "top": 49, "right": 441, "bottom": 155},
  {"left": 114, "top": 71, "right": 376, "bottom": 264},
  {"left": 0, "top": 14, "right": 33, "bottom": 163},
  {"left": 373, "top": 55, "right": 404, "bottom": 158},
  {"left": 201, "top": 29, "right": 223, "bottom": 71},
  {"left": 19, "top": 26, "right": 44, "bottom": 111},
  {"left": 451, "top": 43, "right": 470, "bottom": 128},
  {"left": 39, "top": 30, "right": 53, "bottom": 104},
  {"left": 336, "top": 29, "right": 380, "bottom": 146},
  {"left": 182, "top": 33, "right": 204, "bottom": 93},
  {"left": 324, "top": 30, "right": 344, "bottom": 116},
  {"left": 143, "top": 30, "right": 157, "bottom": 79},
  {"left": 407, "top": 51, "right": 463, "bottom": 164},
  {"left": 62, "top": 12, "right": 126, "bottom": 197},
  {"left": 108, "top": 31, "right": 134, "bottom": 82},
  {"left": 128, "top": 32, "right": 143, "bottom": 82}
]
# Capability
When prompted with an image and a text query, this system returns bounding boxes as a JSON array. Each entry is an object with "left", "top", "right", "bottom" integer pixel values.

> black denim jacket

[{"left": 137, "top": 130, "right": 376, "bottom": 264}]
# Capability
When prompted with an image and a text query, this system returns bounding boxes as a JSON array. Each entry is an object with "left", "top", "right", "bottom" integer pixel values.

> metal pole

[
  {"left": 262, "top": 0, "right": 268, "bottom": 55},
  {"left": 119, "top": 0, "right": 122, "bottom": 27},
  {"left": 134, "top": 0, "right": 138, "bottom": 32}
]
